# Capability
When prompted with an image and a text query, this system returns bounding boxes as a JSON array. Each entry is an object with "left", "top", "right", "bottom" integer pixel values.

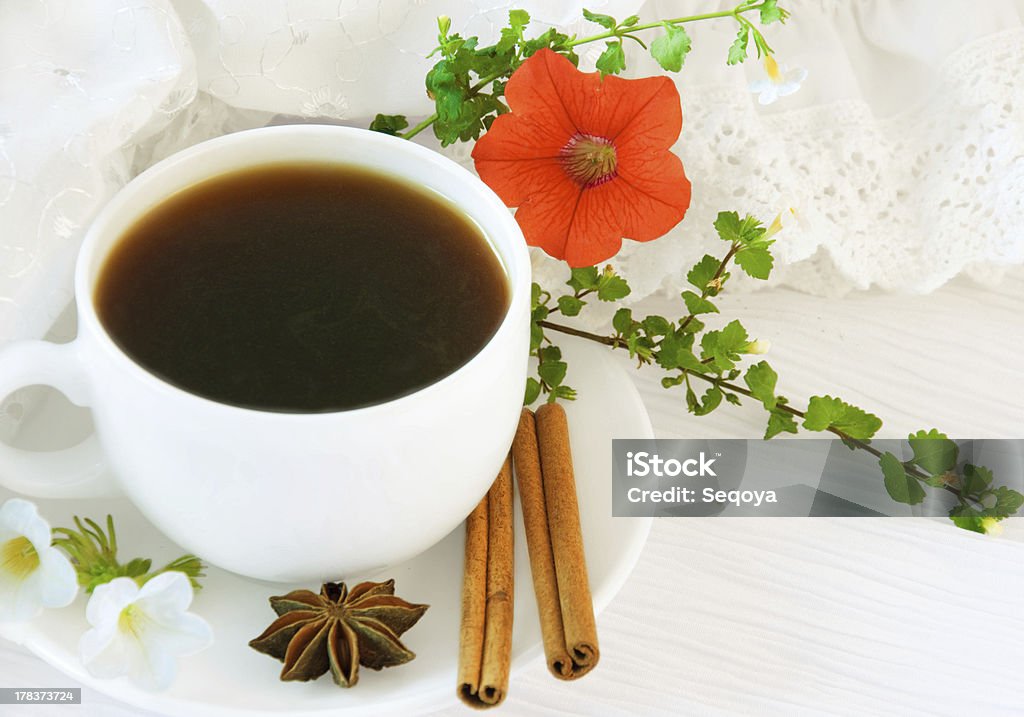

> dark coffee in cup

[{"left": 95, "top": 162, "right": 510, "bottom": 412}]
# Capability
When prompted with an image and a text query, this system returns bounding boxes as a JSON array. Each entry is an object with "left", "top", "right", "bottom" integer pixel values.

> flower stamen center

[
  {"left": 119, "top": 604, "right": 146, "bottom": 637},
  {"left": 560, "top": 133, "right": 618, "bottom": 188},
  {"left": 1, "top": 536, "right": 39, "bottom": 580}
]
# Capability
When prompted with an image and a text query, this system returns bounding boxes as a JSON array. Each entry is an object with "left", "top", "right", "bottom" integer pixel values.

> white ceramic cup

[{"left": 0, "top": 125, "right": 530, "bottom": 582}]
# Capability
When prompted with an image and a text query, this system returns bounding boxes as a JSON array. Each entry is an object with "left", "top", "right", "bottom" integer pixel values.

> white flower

[
  {"left": 980, "top": 517, "right": 1004, "bottom": 536},
  {"left": 744, "top": 339, "right": 772, "bottom": 355},
  {"left": 80, "top": 572, "right": 213, "bottom": 691},
  {"left": 0, "top": 499, "right": 77, "bottom": 622},
  {"left": 749, "top": 55, "right": 807, "bottom": 106}
]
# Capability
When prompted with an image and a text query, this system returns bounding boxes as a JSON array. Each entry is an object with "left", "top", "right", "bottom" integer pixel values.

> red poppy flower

[{"left": 472, "top": 48, "right": 691, "bottom": 267}]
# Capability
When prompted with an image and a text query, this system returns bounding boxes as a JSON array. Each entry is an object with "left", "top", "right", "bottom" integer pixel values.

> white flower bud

[{"left": 744, "top": 339, "right": 771, "bottom": 355}]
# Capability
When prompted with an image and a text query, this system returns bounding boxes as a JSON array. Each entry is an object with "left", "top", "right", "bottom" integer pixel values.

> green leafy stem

[
  {"left": 52, "top": 515, "right": 205, "bottom": 594},
  {"left": 529, "top": 213, "right": 1023, "bottom": 533},
  {"left": 369, "top": 1, "right": 787, "bottom": 145}
]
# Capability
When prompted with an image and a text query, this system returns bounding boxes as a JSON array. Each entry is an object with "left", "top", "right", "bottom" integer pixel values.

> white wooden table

[{"left": 3, "top": 268, "right": 1023, "bottom": 716}]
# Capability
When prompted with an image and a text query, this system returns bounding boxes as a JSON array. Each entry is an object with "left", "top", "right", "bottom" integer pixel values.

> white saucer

[{"left": 0, "top": 335, "right": 653, "bottom": 716}]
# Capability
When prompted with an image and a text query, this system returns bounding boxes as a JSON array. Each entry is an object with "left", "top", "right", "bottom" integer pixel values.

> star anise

[{"left": 248, "top": 579, "right": 429, "bottom": 687}]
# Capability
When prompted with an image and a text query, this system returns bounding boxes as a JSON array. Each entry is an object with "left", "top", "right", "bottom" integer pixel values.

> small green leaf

[
  {"left": 700, "top": 320, "right": 749, "bottom": 371},
  {"left": 538, "top": 345, "right": 562, "bottom": 362},
  {"left": 802, "top": 396, "right": 883, "bottom": 440},
  {"left": 641, "top": 315, "right": 671, "bottom": 336},
  {"left": 727, "top": 26, "right": 749, "bottom": 65},
  {"left": 538, "top": 360, "right": 568, "bottom": 387},
  {"left": 987, "top": 485, "right": 1024, "bottom": 518},
  {"left": 368, "top": 113, "right": 409, "bottom": 135},
  {"left": 552, "top": 384, "right": 578, "bottom": 401},
  {"left": 596, "top": 272, "right": 631, "bottom": 301},
  {"left": 681, "top": 290, "right": 718, "bottom": 315},
  {"left": 650, "top": 22, "right": 691, "bottom": 72},
  {"left": 734, "top": 246, "right": 774, "bottom": 280},
  {"left": 715, "top": 212, "right": 768, "bottom": 246},
  {"left": 530, "top": 321, "right": 544, "bottom": 351},
  {"left": 567, "top": 266, "right": 599, "bottom": 291},
  {"left": 678, "top": 316, "right": 704, "bottom": 334},
  {"left": 961, "top": 464, "right": 993, "bottom": 495},
  {"left": 530, "top": 282, "right": 543, "bottom": 308},
  {"left": 765, "top": 408, "right": 799, "bottom": 439},
  {"left": 687, "top": 255, "right": 721, "bottom": 293},
  {"left": 524, "top": 377, "right": 541, "bottom": 406},
  {"left": 612, "top": 307, "right": 634, "bottom": 336},
  {"left": 557, "top": 295, "right": 585, "bottom": 316},
  {"left": 950, "top": 515, "right": 987, "bottom": 533},
  {"left": 686, "top": 386, "right": 723, "bottom": 416},
  {"left": 907, "top": 429, "right": 958, "bottom": 476},
  {"left": 724, "top": 392, "right": 742, "bottom": 406},
  {"left": 123, "top": 557, "right": 152, "bottom": 578},
  {"left": 596, "top": 41, "right": 626, "bottom": 76},
  {"left": 625, "top": 333, "right": 654, "bottom": 360},
  {"left": 713, "top": 211, "right": 743, "bottom": 243},
  {"left": 656, "top": 332, "right": 702, "bottom": 371},
  {"left": 582, "top": 8, "right": 617, "bottom": 29},
  {"left": 744, "top": 361, "right": 778, "bottom": 410},
  {"left": 759, "top": 0, "right": 785, "bottom": 24},
  {"left": 508, "top": 8, "right": 531, "bottom": 31},
  {"left": 880, "top": 452, "right": 926, "bottom": 505},
  {"left": 621, "top": 14, "right": 640, "bottom": 27}
]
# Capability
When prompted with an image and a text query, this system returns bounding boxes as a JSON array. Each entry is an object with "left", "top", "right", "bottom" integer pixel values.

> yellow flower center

[
  {"left": 0, "top": 536, "right": 40, "bottom": 581},
  {"left": 560, "top": 133, "right": 618, "bottom": 188},
  {"left": 764, "top": 55, "right": 783, "bottom": 83},
  {"left": 119, "top": 604, "right": 142, "bottom": 636}
]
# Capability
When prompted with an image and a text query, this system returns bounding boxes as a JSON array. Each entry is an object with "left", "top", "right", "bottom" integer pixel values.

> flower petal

[
  {"left": 140, "top": 611, "right": 214, "bottom": 658},
  {"left": 86, "top": 577, "right": 139, "bottom": 627},
  {"left": 80, "top": 621, "right": 133, "bottom": 679},
  {"left": 776, "top": 82, "right": 802, "bottom": 97},
  {"left": 475, "top": 155, "right": 570, "bottom": 209},
  {"left": 472, "top": 112, "right": 571, "bottom": 166},
  {"left": 613, "top": 151, "right": 692, "bottom": 241},
  {"left": 501, "top": 49, "right": 579, "bottom": 137},
  {"left": 0, "top": 499, "right": 52, "bottom": 550},
  {"left": 36, "top": 548, "right": 77, "bottom": 609},
  {"left": 135, "top": 572, "right": 194, "bottom": 621},
  {"left": 130, "top": 635, "right": 178, "bottom": 692},
  {"left": 509, "top": 170, "right": 582, "bottom": 260},
  {"left": 587, "top": 76, "right": 682, "bottom": 153},
  {"left": 0, "top": 569, "right": 43, "bottom": 622},
  {"left": 562, "top": 188, "right": 626, "bottom": 267}
]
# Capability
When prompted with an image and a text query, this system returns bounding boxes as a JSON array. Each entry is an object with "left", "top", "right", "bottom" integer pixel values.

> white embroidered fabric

[{"left": 2, "top": 0, "right": 1023, "bottom": 353}]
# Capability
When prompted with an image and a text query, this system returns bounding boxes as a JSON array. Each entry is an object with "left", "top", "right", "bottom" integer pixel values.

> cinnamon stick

[
  {"left": 534, "top": 403, "right": 599, "bottom": 677},
  {"left": 458, "top": 455, "right": 514, "bottom": 708},
  {"left": 511, "top": 409, "right": 573, "bottom": 678},
  {"left": 457, "top": 493, "right": 488, "bottom": 703}
]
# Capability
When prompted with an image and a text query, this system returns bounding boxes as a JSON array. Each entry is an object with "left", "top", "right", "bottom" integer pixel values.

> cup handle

[{"left": 0, "top": 339, "right": 116, "bottom": 498}]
